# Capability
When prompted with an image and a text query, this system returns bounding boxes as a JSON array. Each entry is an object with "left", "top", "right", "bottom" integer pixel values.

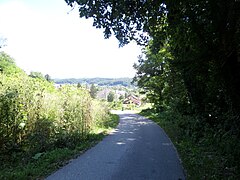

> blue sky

[{"left": 0, "top": 0, "right": 142, "bottom": 78}]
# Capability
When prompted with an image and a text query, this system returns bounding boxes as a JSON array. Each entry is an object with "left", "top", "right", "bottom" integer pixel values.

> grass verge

[
  {"left": 139, "top": 109, "right": 239, "bottom": 179},
  {"left": 0, "top": 114, "right": 119, "bottom": 180}
]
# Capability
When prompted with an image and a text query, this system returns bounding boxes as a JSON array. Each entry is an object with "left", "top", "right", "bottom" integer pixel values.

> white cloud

[{"left": 0, "top": 0, "right": 142, "bottom": 78}]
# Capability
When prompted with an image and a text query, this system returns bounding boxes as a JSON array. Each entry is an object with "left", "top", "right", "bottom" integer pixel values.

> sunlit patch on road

[{"left": 116, "top": 141, "right": 126, "bottom": 145}]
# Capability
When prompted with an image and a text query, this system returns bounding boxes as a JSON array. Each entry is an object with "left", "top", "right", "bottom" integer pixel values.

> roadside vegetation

[
  {"left": 0, "top": 52, "right": 119, "bottom": 179},
  {"left": 140, "top": 109, "right": 240, "bottom": 179},
  {"left": 1, "top": 0, "right": 239, "bottom": 178}
]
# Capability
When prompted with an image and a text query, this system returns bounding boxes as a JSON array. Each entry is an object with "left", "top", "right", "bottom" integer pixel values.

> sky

[{"left": 0, "top": 0, "right": 142, "bottom": 78}]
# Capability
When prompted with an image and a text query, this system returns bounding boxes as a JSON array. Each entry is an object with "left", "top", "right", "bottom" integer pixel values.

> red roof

[{"left": 123, "top": 95, "right": 141, "bottom": 105}]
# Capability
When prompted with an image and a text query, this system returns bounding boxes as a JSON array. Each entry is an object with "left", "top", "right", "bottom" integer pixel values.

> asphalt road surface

[{"left": 46, "top": 111, "right": 185, "bottom": 180}]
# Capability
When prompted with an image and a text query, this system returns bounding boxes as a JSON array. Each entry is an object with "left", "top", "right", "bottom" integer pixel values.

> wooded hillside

[{"left": 54, "top": 77, "right": 132, "bottom": 87}]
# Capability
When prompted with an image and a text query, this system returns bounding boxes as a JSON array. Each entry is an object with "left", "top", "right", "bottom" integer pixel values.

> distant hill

[{"left": 54, "top": 77, "right": 133, "bottom": 87}]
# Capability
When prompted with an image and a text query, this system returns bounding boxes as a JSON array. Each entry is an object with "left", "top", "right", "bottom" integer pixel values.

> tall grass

[
  {"left": 140, "top": 109, "right": 240, "bottom": 179},
  {"left": 0, "top": 73, "right": 112, "bottom": 164}
]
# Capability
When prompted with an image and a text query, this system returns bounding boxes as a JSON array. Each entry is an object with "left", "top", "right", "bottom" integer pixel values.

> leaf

[
  {"left": 19, "top": 122, "right": 26, "bottom": 128},
  {"left": 32, "top": 153, "right": 44, "bottom": 160}
]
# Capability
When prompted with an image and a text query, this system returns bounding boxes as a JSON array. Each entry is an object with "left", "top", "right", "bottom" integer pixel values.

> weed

[{"left": 140, "top": 109, "right": 240, "bottom": 179}]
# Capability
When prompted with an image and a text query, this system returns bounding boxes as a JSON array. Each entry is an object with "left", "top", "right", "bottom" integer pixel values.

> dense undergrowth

[
  {"left": 0, "top": 114, "right": 119, "bottom": 180},
  {"left": 140, "top": 109, "right": 240, "bottom": 179},
  {"left": 0, "top": 52, "right": 119, "bottom": 179}
]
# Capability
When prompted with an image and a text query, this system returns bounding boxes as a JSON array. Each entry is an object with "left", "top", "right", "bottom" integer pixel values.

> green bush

[{"left": 0, "top": 53, "right": 113, "bottom": 165}]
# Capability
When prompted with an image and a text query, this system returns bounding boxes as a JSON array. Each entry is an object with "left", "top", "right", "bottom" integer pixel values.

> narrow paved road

[{"left": 47, "top": 111, "right": 185, "bottom": 180}]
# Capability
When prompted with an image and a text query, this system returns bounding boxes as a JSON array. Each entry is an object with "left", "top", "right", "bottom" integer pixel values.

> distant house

[{"left": 123, "top": 95, "right": 141, "bottom": 106}]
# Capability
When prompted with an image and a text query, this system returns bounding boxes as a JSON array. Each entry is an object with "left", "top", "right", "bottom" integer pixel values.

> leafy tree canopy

[
  {"left": 0, "top": 52, "right": 24, "bottom": 75},
  {"left": 65, "top": 0, "right": 166, "bottom": 46},
  {"left": 44, "top": 74, "right": 52, "bottom": 82},
  {"left": 107, "top": 91, "right": 115, "bottom": 102},
  {"left": 66, "top": 0, "right": 240, "bottom": 112},
  {"left": 90, "top": 83, "right": 98, "bottom": 98},
  {"left": 29, "top": 71, "right": 45, "bottom": 79}
]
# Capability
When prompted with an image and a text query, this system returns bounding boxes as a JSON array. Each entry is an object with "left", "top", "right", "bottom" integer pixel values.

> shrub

[{"left": 0, "top": 71, "right": 112, "bottom": 159}]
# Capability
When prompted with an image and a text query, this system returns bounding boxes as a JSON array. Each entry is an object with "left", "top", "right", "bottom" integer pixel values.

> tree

[
  {"left": 29, "top": 71, "right": 45, "bottom": 79},
  {"left": 133, "top": 43, "right": 187, "bottom": 112},
  {"left": 107, "top": 91, "right": 115, "bottom": 102},
  {"left": 90, "top": 84, "right": 98, "bottom": 98},
  {"left": 44, "top": 74, "right": 52, "bottom": 82},
  {"left": 0, "top": 52, "right": 24, "bottom": 75},
  {"left": 66, "top": 0, "right": 240, "bottom": 125},
  {"left": 65, "top": 0, "right": 166, "bottom": 46},
  {"left": 119, "top": 95, "right": 124, "bottom": 101},
  {"left": 77, "top": 83, "right": 82, "bottom": 88}
]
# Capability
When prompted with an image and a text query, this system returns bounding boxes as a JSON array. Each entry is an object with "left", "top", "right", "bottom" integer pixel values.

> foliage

[
  {"left": 140, "top": 109, "right": 240, "bottom": 179},
  {"left": 0, "top": 73, "right": 110, "bottom": 154},
  {"left": 119, "top": 95, "right": 124, "bottom": 100},
  {"left": 0, "top": 52, "right": 24, "bottom": 75},
  {"left": 133, "top": 43, "right": 189, "bottom": 113},
  {"left": 44, "top": 74, "right": 52, "bottom": 82},
  {"left": 0, "top": 113, "right": 119, "bottom": 180},
  {"left": 134, "top": 40, "right": 240, "bottom": 178},
  {"left": 29, "top": 72, "right": 52, "bottom": 82},
  {"left": 77, "top": 83, "right": 82, "bottom": 88},
  {"left": 90, "top": 83, "right": 98, "bottom": 98},
  {"left": 65, "top": 0, "right": 240, "bottom": 122},
  {"left": 110, "top": 101, "right": 123, "bottom": 110},
  {"left": 65, "top": 0, "right": 165, "bottom": 46},
  {"left": 29, "top": 71, "right": 45, "bottom": 79},
  {"left": 0, "top": 53, "right": 118, "bottom": 178},
  {"left": 107, "top": 91, "right": 115, "bottom": 102}
]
